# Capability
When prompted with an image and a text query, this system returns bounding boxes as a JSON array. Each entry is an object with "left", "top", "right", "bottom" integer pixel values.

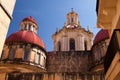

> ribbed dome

[
  {"left": 22, "top": 16, "right": 37, "bottom": 25},
  {"left": 94, "top": 29, "right": 109, "bottom": 45},
  {"left": 6, "top": 30, "right": 45, "bottom": 49}
]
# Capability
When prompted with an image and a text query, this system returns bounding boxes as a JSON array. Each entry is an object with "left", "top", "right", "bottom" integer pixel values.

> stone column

[
  {"left": 0, "top": 0, "right": 16, "bottom": 58},
  {"left": 84, "top": 75, "right": 87, "bottom": 80},
  {"left": 61, "top": 37, "right": 65, "bottom": 51},
  {"left": 32, "top": 74, "right": 35, "bottom": 80},
  {"left": 92, "top": 75, "right": 95, "bottom": 80},
  {"left": 81, "top": 36, "right": 84, "bottom": 50},
  {"left": 67, "top": 38, "right": 69, "bottom": 51},
  {"left": 43, "top": 74, "right": 48, "bottom": 80}
]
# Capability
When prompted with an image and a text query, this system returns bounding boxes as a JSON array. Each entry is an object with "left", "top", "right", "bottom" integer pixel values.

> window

[
  {"left": 43, "top": 57, "right": 46, "bottom": 67},
  {"left": 71, "top": 17, "right": 73, "bottom": 22},
  {"left": 84, "top": 41, "right": 87, "bottom": 50},
  {"left": 24, "top": 49, "right": 29, "bottom": 61},
  {"left": 35, "top": 53, "right": 40, "bottom": 64},
  {"left": 28, "top": 24, "right": 31, "bottom": 30},
  {"left": 58, "top": 41, "right": 61, "bottom": 51},
  {"left": 69, "top": 38, "right": 75, "bottom": 50},
  {"left": 9, "top": 48, "right": 16, "bottom": 60},
  {"left": 24, "top": 24, "right": 27, "bottom": 30},
  {"left": 40, "top": 55, "right": 46, "bottom": 67}
]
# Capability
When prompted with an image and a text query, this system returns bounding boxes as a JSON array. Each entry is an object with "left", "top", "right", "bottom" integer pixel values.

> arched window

[
  {"left": 9, "top": 48, "right": 16, "bottom": 60},
  {"left": 24, "top": 49, "right": 29, "bottom": 61},
  {"left": 71, "top": 17, "right": 73, "bottom": 22},
  {"left": 24, "top": 24, "right": 27, "bottom": 30},
  {"left": 35, "top": 53, "right": 40, "bottom": 64},
  {"left": 69, "top": 38, "right": 75, "bottom": 50},
  {"left": 58, "top": 41, "right": 61, "bottom": 51},
  {"left": 84, "top": 40, "right": 87, "bottom": 50},
  {"left": 28, "top": 24, "right": 31, "bottom": 30}
]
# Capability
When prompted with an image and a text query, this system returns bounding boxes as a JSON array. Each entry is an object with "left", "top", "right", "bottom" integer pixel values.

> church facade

[{"left": 0, "top": 10, "right": 109, "bottom": 80}]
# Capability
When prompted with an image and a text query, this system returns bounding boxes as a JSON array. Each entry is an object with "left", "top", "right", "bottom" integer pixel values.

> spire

[
  {"left": 56, "top": 27, "right": 59, "bottom": 33},
  {"left": 71, "top": 8, "right": 74, "bottom": 12},
  {"left": 87, "top": 26, "right": 90, "bottom": 32},
  {"left": 64, "top": 22, "right": 66, "bottom": 26}
]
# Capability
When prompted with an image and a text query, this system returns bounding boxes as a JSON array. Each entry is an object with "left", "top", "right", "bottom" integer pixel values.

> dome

[
  {"left": 22, "top": 16, "right": 37, "bottom": 25},
  {"left": 6, "top": 31, "right": 45, "bottom": 49},
  {"left": 93, "top": 29, "right": 109, "bottom": 45}
]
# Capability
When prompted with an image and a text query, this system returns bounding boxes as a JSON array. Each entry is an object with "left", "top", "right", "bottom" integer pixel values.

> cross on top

[{"left": 71, "top": 8, "right": 74, "bottom": 12}]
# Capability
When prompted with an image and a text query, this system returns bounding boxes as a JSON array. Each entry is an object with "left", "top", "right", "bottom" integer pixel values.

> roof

[
  {"left": 93, "top": 29, "right": 109, "bottom": 45},
  {"left": 6, "top": 30, "right": 45, "bottom": 49},
  {"left": 22, "top": 16, "right": 37, "bottom": 25}
]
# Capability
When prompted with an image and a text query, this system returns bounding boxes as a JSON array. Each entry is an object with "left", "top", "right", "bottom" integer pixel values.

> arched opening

[
  {"left": 35, "top": 52, "right": 40, "bottom": 64},
  {"left": 9, "top": 48, "right": 16, "bottom": 60},
  {"left": 71, "top": 17, "right": 73, "bottom": 23},
  {"left": 58, "top": 41, "right": 61, "bottom": 51},
  {"left": 24, "top": 49, "right": 29, "bottom": 61},
  {"left": 69, "top": 38, "right": 75, "bottom": 51},
  {"left": 84, "top": 41, "right": 87, "bottom": 50}
]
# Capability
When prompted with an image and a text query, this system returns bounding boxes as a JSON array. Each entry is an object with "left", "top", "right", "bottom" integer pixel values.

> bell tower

[{"left": 52, "top": 10, "right": 93, "bottom": 51}]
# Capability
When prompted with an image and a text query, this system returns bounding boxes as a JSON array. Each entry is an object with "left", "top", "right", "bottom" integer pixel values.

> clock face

[{"left": 47, "top": 51, "right": 89, "bottom": 73}]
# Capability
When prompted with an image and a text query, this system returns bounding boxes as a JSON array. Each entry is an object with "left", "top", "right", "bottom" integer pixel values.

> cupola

[
  {"left": 20, "top": 16, "right": 38, "bottom": 33},
  {"left": 66, "top": 9, "right": 80, "bottom": 28}
]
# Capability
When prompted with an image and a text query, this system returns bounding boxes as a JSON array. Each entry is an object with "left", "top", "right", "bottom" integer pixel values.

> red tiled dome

[
  {"left": 6, "top": 31, "right": 45, "bottom": 49},
  {"left": 22, "top": 16, "right": 37, "bottom": 25},
  {"left": 93, "top": 29, "right": 109, "bottom": 45}
]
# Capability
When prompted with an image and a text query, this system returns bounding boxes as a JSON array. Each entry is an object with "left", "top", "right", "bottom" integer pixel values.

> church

[{"left": 0, "top": 10, "right": 109, "bottom": 80}]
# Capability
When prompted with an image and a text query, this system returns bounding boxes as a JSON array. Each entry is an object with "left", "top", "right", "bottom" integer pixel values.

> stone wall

[{"left": 47, "top": 51, "right": 90, "bottom": 73}]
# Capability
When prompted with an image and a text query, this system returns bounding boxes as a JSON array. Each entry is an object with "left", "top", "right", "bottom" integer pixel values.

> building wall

[
  {"left": 103, "top": 30, "right": 120, "bottom": 80},
  {"left": 96, "top": 0, "right": 120, "bottom": 79},
  {"left": 0, "top": 0, "right": 16, "bottom": 58},
  {"left": 97, "top": 0, "right": 120, "bottom": 36},
  {"left": 47, "top": 51, "right": 90, "bottom": 73},
  {"left": 105, "top": 51, "right": 120, "bottom": 80}
]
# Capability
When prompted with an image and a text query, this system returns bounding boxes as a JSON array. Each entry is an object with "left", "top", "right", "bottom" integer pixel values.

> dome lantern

[
  {"left": 66, "top": 9, "right": 79, "bottom": 28},
  {"left": 20, "top": 16, "right": 38, "bottom": 33}
]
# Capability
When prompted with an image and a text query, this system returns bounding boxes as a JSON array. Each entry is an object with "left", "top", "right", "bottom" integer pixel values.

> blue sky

[{"left": 8, "top": 0, "right": 100, "bottom": 51}]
